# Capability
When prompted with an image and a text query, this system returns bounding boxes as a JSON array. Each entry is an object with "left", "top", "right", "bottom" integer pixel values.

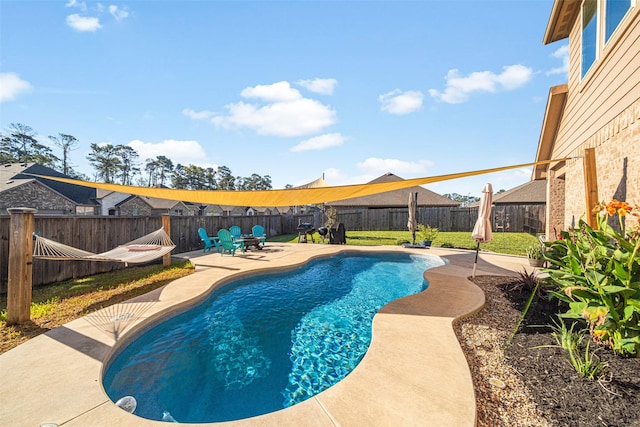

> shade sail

[{"left": 30, "top": 158, "right": 568, "bottom": 207}]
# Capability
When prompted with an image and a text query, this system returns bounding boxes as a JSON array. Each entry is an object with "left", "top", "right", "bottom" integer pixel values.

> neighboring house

[
  {"left": 115, "top": 195, "right": 199, "bottom": 216},
  {"left": 491, "top": 180, "right": 547, "bottom": 234},
  {"left": 534, "top": 1, "right": 639, "bottom": 237},
  {"left": 291, "top": 176, "right": 329, "bottom": 215},
  {"left": 219, "top": 205, "right": 247, "bottom": 216},
  {"left": 246, "top": 206, "right": 274, "bottom": 216},
  {"left": 327, "top": 173, "right": 458, "bottom": 231},
  {"left": 95, "top": 189, "right": 131, "bottom": 216},
  {"left": 0, "top": 163, "right": 99, "bottom": 215},
  {"left": 329, "top": 173, "right": 458, "bottom": 209},
  {"left": 201, "top": 204, "right": 225, "bottom": 216}
]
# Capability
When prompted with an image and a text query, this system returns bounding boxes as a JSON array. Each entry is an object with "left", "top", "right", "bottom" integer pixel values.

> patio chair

[
  {"left": 229, "top": 225, "right": 243, "bottom": 241},
  {"left": 217, "top": 229, "right": 245, "bottom": 256},
  {"left": 251, "top": 224, "right": 267, "bottom": 246},
  {"left": 198, "top": 227, "right": 220, "bottom": 253}
]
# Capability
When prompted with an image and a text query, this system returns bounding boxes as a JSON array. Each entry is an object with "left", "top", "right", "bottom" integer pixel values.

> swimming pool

[{"left": 102, "top": 252, "right": 444, "bottom": 423}]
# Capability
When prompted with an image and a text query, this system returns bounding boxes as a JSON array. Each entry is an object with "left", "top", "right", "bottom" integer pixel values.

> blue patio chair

[
  {"left": 198, "top": 227, "right": 220, "bottom": 253},
  {"left": 229, "top": 225, "right": 243, "bottom": 241},
  {"left": 251, "top": 224, "right": 267, "bottom": 246},
  {"left": 217, "top": 229, "right": 245, "bottom": 256}
]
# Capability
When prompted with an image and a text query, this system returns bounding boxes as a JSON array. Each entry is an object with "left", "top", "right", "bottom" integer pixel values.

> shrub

[{"left": 544, "top": 200, "right": 640, "bottom": 357}]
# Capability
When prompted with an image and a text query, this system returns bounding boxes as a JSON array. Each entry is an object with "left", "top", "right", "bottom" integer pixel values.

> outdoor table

[{"left": 238, "top": 236, "right": 262, "bottom": 250}]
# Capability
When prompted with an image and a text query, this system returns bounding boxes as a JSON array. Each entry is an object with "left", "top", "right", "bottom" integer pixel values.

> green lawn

[{"left": 268, "top": 231, "right": 539, "bottom": 256}]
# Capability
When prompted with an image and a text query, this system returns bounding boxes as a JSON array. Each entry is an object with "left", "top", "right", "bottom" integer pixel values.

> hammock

[{"left": 33, "top": 227, "right": 176, "bottom": 265}]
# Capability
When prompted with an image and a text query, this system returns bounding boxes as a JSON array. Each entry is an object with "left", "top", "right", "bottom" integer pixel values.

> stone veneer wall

[
  {"left": 117, "top": 198, "right": 153, "bottom": 217},
  {"left": 558, "top": 98, "right": 640, "bottom": 233},
  {"left": 0, "top": 181, "right": 77, "bottom": 214}
]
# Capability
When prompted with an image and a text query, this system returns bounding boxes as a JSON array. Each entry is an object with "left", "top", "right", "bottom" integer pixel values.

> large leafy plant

[{"left": 544, "top": 200, "right": 640, "bottom": 357}]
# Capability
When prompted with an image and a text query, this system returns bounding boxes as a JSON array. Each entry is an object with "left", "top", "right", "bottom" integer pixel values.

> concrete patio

[{"left": 0, "top": 243, "right": 533, "bottom": 427}]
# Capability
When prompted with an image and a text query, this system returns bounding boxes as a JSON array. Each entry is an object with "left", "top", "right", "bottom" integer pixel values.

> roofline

[
  {"left": 533, "top": 84, "right": 568, "bottom": 180},
  {"left": 543, "top": 0, "right": 581, "bottom": 44}
]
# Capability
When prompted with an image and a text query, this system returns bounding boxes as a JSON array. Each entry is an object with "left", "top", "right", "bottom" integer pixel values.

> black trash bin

[{"left": 329, "top": 223, "right": 346, "bottom": 244}]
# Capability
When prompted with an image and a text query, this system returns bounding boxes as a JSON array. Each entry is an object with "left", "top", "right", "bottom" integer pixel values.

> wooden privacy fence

[
  {"left": 334, "top": 205, "right": 546, "bottom": 233},
  {"left": 0, "top": 206, "right": 544, "bottom": 292},
  {"left": 0, "top": 213, "right": 318, "bottom": 293}
]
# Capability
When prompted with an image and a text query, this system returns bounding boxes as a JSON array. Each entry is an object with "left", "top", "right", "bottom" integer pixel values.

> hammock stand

[{"left": 33, "top": 227, "right": 176, "bottom": 266}]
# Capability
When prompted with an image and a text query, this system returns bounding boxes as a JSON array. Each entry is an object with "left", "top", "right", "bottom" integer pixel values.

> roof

[
  {"left": 293, "top": 177, "right": 329, "bottom": 189},
  {"left": 329, "top": 173, "right": 458, "bottom": 207},
  {"left": 116, "top": 195, "right": 186, "bottom": 209},
  {"left": 493, "top": 180, "right": 547, "bottom": 204},
  {"left": 543, "top": 0, "right": 581, "bottom": 44},
  {"left": 0, "top": 163, "right": 98, "bottom": 205},
  {"left": 533, "top": 84, "right": 568, "bottom": 180}
]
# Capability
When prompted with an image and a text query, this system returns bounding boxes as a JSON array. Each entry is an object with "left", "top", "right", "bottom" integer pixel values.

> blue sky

[{"left": 0, "top": 0, "right": 569, "bottom": 197}]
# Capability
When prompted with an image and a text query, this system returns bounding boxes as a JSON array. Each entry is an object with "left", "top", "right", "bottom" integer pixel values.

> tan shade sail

[{"left": 31, "top": 158, "right": 569, "bottom": 207}]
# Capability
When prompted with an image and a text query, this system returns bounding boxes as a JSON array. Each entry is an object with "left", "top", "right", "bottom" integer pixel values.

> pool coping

[{"left": 0, "top": 243, "right": 532, "bottom": 427}]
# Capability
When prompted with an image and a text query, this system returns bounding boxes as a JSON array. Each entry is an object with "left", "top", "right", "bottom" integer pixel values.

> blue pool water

[{"left": 103, "top": 252, "right": 444, "bottom": 423}]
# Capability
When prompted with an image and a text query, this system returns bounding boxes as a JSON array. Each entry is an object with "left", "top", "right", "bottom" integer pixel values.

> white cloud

[
  {"left": 241, "top": 81, "right": 302, "bottom": 102},
  {"left": 429, "top": 64, "right": 533, "bottom": 104},
  {"left": 357, "top": 157, "right": 434, "bottom": 175},
  {"left": 0, "top": 72, "right": 33, "bottom": 102},
  {"left": 182, "top": 108, "right": 216, "bottom": 120},
  {"left": 66, "top": 14, "right": 102, "bottom": 32},
  {"left": 290, "top": 133, "right": 347, "bottom": 152},
  {"left": 546, "top": 44, "right": 569, "bottom": 76},
  {"left": 212, "top": 81, "right": 337, "bottom": 137},
  {"left": 128, "top": 139, "right": 209, "bottom": 166},
  {"left": 65, "top": 0, "right": 87, "bottom": 11},
  {"left": 109, "top": 5, "right": 129, "bottom": 21},
  {"left": 297, "top": 78, "right": 338, "bottom": 95},
  {"left": 379, "top": 90, "right": 423, "bottom": 115}
]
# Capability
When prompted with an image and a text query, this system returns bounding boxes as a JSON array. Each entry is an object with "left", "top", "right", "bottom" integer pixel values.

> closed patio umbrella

[
  {"left": 471, "top": 183, "right": 493, "bottom": 278},
  {"left": 407, "top": 191, "right": 417, "bottom": 245}
]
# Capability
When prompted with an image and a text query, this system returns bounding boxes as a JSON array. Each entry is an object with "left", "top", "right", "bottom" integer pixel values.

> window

[
  {"left": 582, "top": 0, "right": 598, "bottom": 78},
  {"left": 605, "top": 0, "right": 631, "bottom": 42}
]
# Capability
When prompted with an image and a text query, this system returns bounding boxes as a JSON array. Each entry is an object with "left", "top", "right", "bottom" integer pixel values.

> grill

[
  {"left": 317, "top": 227, "right": 329, "bottom": 243},
  {"left": 296, "top": 222, "right": 315, "bottom": 243}
]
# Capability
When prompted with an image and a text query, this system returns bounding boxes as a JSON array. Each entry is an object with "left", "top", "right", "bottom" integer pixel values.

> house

[
  {"left": 115, "top": 195, "right": 200, "bottom": 216},
  {"left": 0, "top": 163, "right": 99, "bottom": 215},
  {"left": 329, "top": 173, "right": 458, "bottom": 209},
  {"left": 491, "top": 180, "right": 547, "bottom": 234},
  {"left": 534, "top": 1, "right": 639, "bottom": 237},
  {"left": 327, "top": 173, "right": 458, "bottom": 230},
  {"left": 95, "top": 189, "right": 131, "bottom": 216}
]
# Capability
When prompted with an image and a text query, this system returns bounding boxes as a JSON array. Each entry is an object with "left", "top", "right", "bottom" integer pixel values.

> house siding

[{"left": 546, "top": 5, "right": 640, "bottom": 235}]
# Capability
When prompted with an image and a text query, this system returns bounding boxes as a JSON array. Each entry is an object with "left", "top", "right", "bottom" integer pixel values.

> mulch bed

[{"left": 484, "top": 275, "right": 640, "bottom": 427}]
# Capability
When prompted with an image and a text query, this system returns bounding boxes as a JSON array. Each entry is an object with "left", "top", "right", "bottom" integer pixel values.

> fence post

[
  {"left": 7, "top": 207, "right": 37, "bottom": 325},
  {"left": 162, "top": 214, "right": 171, "bottom": 268}
]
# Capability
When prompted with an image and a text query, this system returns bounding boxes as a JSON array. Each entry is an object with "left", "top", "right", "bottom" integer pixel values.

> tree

[
  {"left": 216, "top": 165, "right": 235, "bottom": 190},
  {"left": 1, "top": 123, "right": 59, "bottom": 167},
  {"left": 116, "top": 145, "right": 140, "bottom": 185},
  {"left": 48, "top": 133, "right": 78, "bottom": 175},
  {"left": 443, "top": 193, "right": 480, "bottom": 207},
  {"left": 155, "top": 155, "right": 174, "bottom": 186},
  {"left": 86, "top": 143, "right": 121, "bottom": 183},
  {"left": 144, "top": 158, "right": 158, "bottom": 186}
]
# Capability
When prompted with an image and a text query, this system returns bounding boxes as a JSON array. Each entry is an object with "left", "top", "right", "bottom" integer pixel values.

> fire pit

[{"left": 296, "top": 222, "right": 315, "bottom": 243}]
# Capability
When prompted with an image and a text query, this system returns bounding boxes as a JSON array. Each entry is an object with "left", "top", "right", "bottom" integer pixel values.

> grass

[
  {"left": 269, "top": 231, "right": 539, "bottom": 256},
  {"left": 0, "top": 260, "right": 195, "bottom": 354}
]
